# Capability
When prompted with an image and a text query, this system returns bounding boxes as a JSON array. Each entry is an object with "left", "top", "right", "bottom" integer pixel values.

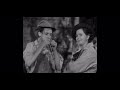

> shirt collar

[
  {"left": 84, "top": 42, "right": 94, "bottom": 50},
  {"left": 76, "top": 42, "right": 94, "bottom": 52}
]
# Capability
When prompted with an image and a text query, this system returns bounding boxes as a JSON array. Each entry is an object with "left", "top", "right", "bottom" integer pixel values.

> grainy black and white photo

[{"left": 23, "top": 17, "right": 97, "bottom": 73}]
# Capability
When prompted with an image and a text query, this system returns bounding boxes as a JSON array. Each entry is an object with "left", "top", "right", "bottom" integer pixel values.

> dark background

[
  {"left": 1, "top": 16, "right": 119, "bottom": 72},
  {"left": 0, "top": 16, "right": 120, "bottom": 81}
]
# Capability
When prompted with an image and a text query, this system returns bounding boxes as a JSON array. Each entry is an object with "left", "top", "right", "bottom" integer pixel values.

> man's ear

[
  {"left": 87, "top": 35, "right": 90, "bottom": 40},
  {"left": 38, "top": 31, "right": 42, "bottom": 37}
]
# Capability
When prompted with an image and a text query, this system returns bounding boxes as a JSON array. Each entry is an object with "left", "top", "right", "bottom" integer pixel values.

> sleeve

[
  {"left": 68, "top": 51, "right": 97, "bottom": 73},
  {"left": 55, "top": 53, "right": 63, "bottom": 71},
  {"left": 51, "top": 50, "right": 61, "bottom": 71},
  {"left": 84, "top": 63, "right": 97, "bottom": 73},
  {"left": 23, "top": 42, "right": 34, "bottom": 67}
]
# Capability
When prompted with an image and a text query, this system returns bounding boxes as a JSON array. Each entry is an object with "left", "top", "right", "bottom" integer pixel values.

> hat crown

[{"left": 37, "top": 20, "right": 52, "bottom": 27}]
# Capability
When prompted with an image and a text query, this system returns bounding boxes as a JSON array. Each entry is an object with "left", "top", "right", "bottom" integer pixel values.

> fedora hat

[{"left": 36, "top": 20, "right": 56, "bottom": 32}]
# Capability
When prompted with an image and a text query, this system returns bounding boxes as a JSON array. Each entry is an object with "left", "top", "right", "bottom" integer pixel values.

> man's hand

[
  {"left": 38, "top": 37, "right": 50, "bottom": 48},
  {"left": 50, "top": 40, "right": 57, "bottom": 50}
]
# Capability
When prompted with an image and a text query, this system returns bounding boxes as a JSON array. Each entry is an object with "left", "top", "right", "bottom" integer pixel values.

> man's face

[
  {"left": 76, "top": 29, "right": 89, "bottom": 46},
  {"left": 42, "top": 28, "right": 52, "bottom": 42}
]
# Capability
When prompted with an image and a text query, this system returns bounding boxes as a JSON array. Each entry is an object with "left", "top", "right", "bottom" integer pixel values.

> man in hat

[{"left": 23, "top": 20, "right": 62, "bottom": 73}]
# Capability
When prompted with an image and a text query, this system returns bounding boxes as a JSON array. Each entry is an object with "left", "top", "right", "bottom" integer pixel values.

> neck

[
  {"left": 79, "top": 41, "right": 88, "bottom": 50},
  {"left": 76, "top": 45, "right": 81, "bottom": 52}
]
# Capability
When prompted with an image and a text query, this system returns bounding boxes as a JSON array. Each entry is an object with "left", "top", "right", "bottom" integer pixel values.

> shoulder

[
  {"left": 26, "top": 42, "right": 34, "bottom": 51},
  {"left": 76, "top": 43, "right": 97, "bottom": 63},
  {"left": 84, "top": 43, "right": 97, "bottom": 58},
  {"left": 23, "top": 42, "right": 34, "bottom": 55},
  {"left": 28, "top": 41, "right": 33, "bottom": 46}
]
